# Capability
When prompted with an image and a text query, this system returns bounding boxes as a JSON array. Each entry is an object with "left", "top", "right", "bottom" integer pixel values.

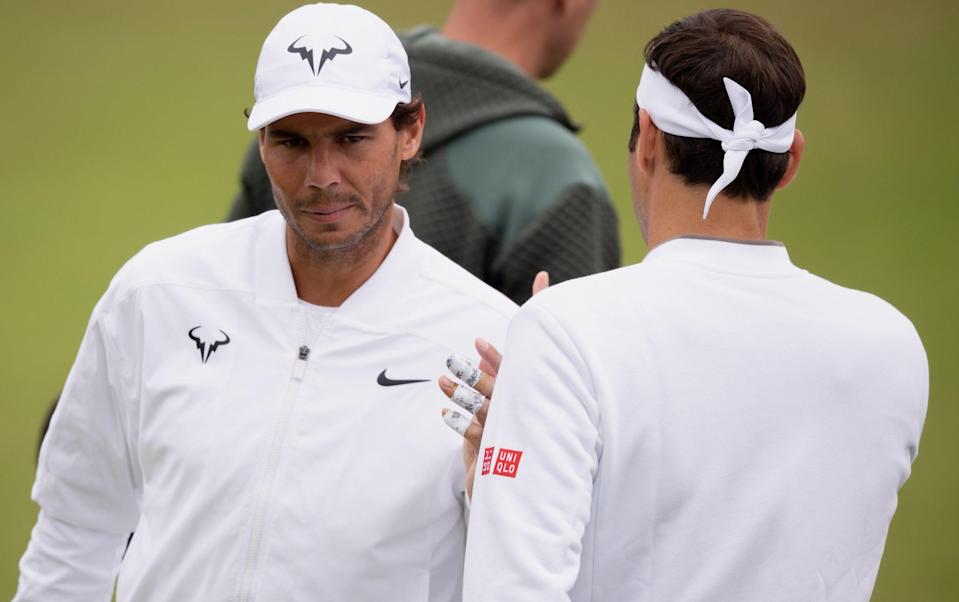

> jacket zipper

[{"left": 236, "top": 343, "right": 311, "bottom": 601}]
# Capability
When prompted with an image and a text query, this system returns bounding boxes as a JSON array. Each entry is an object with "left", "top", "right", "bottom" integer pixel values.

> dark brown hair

[
  {"left": 390, "top": 95, "right": 424, "bottom": 189},
  {"left": 630, "top": 9, "right": 805, "bottom": 201}
]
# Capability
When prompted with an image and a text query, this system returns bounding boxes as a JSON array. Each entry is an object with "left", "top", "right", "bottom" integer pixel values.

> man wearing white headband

[
  {"left": 14, "top": 4, "right": 515, "bottom": 601},
  {"left": 462, "top": 9, "right": 927, "bottom": 601}
]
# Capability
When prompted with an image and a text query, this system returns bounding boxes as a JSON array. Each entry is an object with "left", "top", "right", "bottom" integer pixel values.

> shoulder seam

[
  {"left": 100, "top": 281, "right": 255, "bottom": 315},
  {"left": 415, "top": 267, "right": 516, "bottom": 321}
]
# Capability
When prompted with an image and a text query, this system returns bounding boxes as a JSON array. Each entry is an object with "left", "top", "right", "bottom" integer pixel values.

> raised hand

[
  {"left": 438, "top": 271, "right": 550, "bottom": 498},
  {"left": 440, "top": 338, "right": 501, "bottom": 498}
]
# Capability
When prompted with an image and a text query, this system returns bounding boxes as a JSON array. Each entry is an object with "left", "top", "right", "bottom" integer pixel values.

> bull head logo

[{"left": 188, "top": 326, "right": 231, "bottom": 364}]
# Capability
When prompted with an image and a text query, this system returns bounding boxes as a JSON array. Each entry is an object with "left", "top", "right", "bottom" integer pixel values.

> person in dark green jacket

[{"left": 228, "top": 0, "right": 619, "bottom": 304}]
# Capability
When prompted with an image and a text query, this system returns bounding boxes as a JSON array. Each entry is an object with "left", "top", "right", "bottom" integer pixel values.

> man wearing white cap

[
  {"left": 460, "top": 9, "right": 928, "bottom": 601},
  {"left": 228, "top": 0, "right": 618, "bottom": 306},
  {"left": 15, "top": 4, "right": 514, "bottom": 601}
]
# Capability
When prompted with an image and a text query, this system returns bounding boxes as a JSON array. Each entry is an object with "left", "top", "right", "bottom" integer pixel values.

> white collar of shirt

[
  {"left": 251, "top": 204, "right": 424, "bottom": 315},
  {"left": 643, "top": 235, "right": 805, "bottom": 278},
  {"left": 298, "top": 299, "right": 338, "bottom": 327}
]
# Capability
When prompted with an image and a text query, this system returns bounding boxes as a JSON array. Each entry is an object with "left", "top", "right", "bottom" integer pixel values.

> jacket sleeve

[
  {"left": 15, "top": 512, "right": 131, "bottom": 602},
  {"left": 225, "top": 137, "right": 276, "bottom": 221},
  {"left": 15, "top": 300, "right": 142, "bottom": 601},
  {"left": 490, "top": 184, "right": 620, "bottom": 305},
  {"left": 463, "top": 302, "right": 601, "bottom": 601}
]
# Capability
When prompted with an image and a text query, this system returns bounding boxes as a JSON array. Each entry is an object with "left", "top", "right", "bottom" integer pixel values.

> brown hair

[
  {"left": 629, "top": 9, "right": 805, "bottom": 201},
  {"left": 390, "top": 95, "right": 424, "bottom": 189}
]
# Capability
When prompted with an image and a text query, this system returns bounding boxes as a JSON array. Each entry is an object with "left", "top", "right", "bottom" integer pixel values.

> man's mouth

[{"left": 301, "top": 204, "right": 354, "bottom": 223}]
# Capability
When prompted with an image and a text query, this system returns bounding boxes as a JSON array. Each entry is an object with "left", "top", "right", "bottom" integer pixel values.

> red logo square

[
  {"left": 492, "top": 448, "right": 523, "bottom": 478},
  {"left": 481, "top": 447, "right": 495, "bottom": 476}
]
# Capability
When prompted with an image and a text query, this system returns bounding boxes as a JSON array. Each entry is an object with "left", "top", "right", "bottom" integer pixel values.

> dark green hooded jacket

[{"left": 228, "top": 27, "right": 619, "bottom": 304}]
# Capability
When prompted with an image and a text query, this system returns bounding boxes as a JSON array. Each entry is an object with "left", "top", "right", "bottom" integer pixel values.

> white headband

[{"left": 635, "top": 64, "right": 797, "bottom": 219}]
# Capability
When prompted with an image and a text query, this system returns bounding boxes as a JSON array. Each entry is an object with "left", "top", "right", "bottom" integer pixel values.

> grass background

[{"left": 1, "top": 0, "right": 956, "bottom": 598}]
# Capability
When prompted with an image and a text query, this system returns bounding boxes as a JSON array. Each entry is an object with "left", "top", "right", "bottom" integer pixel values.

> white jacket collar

[
  {"left": 252, "top": 204, "right": 425, "bottom": 311},
  {"left": 644, "top": 235, "right": 804, "bottom": 277}
]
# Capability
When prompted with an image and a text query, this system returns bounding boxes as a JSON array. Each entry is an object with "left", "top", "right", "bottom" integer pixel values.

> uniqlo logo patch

[
  {"left": 481, "top": 447, "right": 495, "bottom": 476},
  {"left": 492, "top": 448, "right": 523, "bottom": 478}
]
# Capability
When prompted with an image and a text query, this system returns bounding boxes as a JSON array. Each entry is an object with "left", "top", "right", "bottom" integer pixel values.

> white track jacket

[
  {"left": 464, "top": 237, "right": 927, "bottom": 601},
  {"left": 16, "top": 208, "right": 516, "bottom": 602}
]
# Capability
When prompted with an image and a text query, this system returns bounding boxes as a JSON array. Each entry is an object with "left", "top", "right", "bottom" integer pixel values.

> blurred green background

[{"left": 2, "top": 0, "right": 956, "bottom": 598}]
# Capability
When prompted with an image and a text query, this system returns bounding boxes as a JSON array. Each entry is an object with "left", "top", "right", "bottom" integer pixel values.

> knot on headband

[
  {"left": 635, "top": 65, "right": 798, "bottom": 219},
  {"left": 722, "top": 119, "right": 766, "bottom": 152}
]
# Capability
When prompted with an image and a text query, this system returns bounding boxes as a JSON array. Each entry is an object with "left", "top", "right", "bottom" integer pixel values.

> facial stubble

[{"left": 278, "top": 146, "right": 401, "bottom": 267}]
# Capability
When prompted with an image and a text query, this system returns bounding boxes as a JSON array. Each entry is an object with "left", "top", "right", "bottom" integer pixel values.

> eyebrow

[
  {"left": 265, "top": 128, "right": 303, "bottom": 139},
  {"left": 335, "top": 123, "right": 376, "bottom": 136}
]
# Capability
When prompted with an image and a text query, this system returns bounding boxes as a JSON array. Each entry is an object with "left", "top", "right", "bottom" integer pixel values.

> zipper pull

[{"left": 293, "top": 345, "right": 310, "bottom": 380}]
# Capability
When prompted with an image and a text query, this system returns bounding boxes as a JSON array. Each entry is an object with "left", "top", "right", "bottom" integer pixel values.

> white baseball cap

[{"left": 247, "top": 3, "right": 412, "bottom": 131}]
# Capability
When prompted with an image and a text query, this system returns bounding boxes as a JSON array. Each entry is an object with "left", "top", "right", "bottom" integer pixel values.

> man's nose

[{"left": 305, "top": 145, "right": 341, "bottom": 189}]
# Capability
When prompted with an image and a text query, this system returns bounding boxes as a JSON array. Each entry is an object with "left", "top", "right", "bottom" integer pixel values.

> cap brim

[{"left": 247, "top": 85, "right": 400, "bottom": 130}]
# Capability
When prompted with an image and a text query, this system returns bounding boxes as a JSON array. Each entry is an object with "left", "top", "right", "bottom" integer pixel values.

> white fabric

[
  {"left": 635, "top": 65, "right": 797, "bottom": 218},
  {"left": 247, "top": 3, "right": 412, "bottom": 130},
  {"left": 298, "top": 298, "right": 337, "bottom": 322},
  {"left": 16, "top": 206, "right": 517, "bottom": 602},
  {"left": 464, "top": 237, "right": 928, "bottom": 601}
]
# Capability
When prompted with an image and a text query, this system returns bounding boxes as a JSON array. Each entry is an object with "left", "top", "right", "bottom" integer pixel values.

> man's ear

[
  {"left": 258, "top": 128, "right": 267, "bottom": 163},
  {"left": 399, "top": 105, "right": 426, "bottom": 161},
  {"left": 636, "top": 109, "right": 660, "bottom": 178},
  {"left": 776, "top": 128, "right": 805, "bottom": 191}
]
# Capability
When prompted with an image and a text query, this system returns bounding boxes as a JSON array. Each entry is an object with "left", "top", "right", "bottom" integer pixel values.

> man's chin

[
  {"left": 287, "top": 201, "right": 393, "bottom": 259},
  {"left": 295, "top": 212, "right": 359, "bottom": 243},
  {"left": 300, "top": 230, "right": 363, "bottom": 253}
]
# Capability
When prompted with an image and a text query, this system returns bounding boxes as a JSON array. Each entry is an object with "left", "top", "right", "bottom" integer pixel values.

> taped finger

[
  {"left": 442, "top": 409, "right": 473, "bottom": 437},
  {"left": 447, "top": 353, "right": 484, "bottom": 388},
  {"left": 451, "top": 385, "right": 485, "bottom": 414}
]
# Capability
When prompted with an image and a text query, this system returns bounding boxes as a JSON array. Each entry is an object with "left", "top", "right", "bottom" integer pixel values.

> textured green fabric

[
  {"left": 399, "top": 26, "right": 577, "bottom": 151},
  {"left": 444, "top": 115, "right": 609, "bottom": 251},
  {"left": 227, "top": 27, "right": 620, "bottom": 304}
]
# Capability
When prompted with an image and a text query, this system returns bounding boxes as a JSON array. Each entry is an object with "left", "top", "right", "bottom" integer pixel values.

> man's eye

[
  {"left": 340, "top": 135, "right": 367, "bottom": 144},
  {"left": 279, "top": 138, "right": 307, "bottom": 148}
]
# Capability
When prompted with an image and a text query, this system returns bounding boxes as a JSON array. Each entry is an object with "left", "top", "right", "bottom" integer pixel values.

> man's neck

[
  {"left": 646, "top": 183, "right": 771, "bottom": 250},
  {"left": 441, "top": 3, "right": 546, "bottom": 78},
  {"left": 286, "top": 208, "right": 398, "bottom": 307}
]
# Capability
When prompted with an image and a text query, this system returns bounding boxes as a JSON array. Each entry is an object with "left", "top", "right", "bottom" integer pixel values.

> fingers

[
  {"left": 446, "top": 352, "right": 482, "bottom": 387},
  {"left": 442, "top": 409, "right": 483, "bottom": 448},
  {"left": 447, "top": 353, "right": 494, "bottom": 399},
  {"left": 532, "top": 270, "right": 550, "bottom": 296},
  {"left": 442, "top": 408, "right": 472, "bottom": 436},
  {"left": 439, "top": 375, "right": 490, "bottom": 423},
  {"left": 441, "top": 376, "right": 485, "bottom": 414},
  {"left": 473, "top": 397, "right": 490, "bottom": 426},
  {"left": 442, "top": 352, "right": 495, "bottom": 442},
  {"left": 477, "top": 357, "right": 496, "bottom": 376},
  {"left": 438, "top": 375, "right": 458, "bottom": 398},
  {"left": 475, "top": 338, "right": 502, "bottom": 378}
]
